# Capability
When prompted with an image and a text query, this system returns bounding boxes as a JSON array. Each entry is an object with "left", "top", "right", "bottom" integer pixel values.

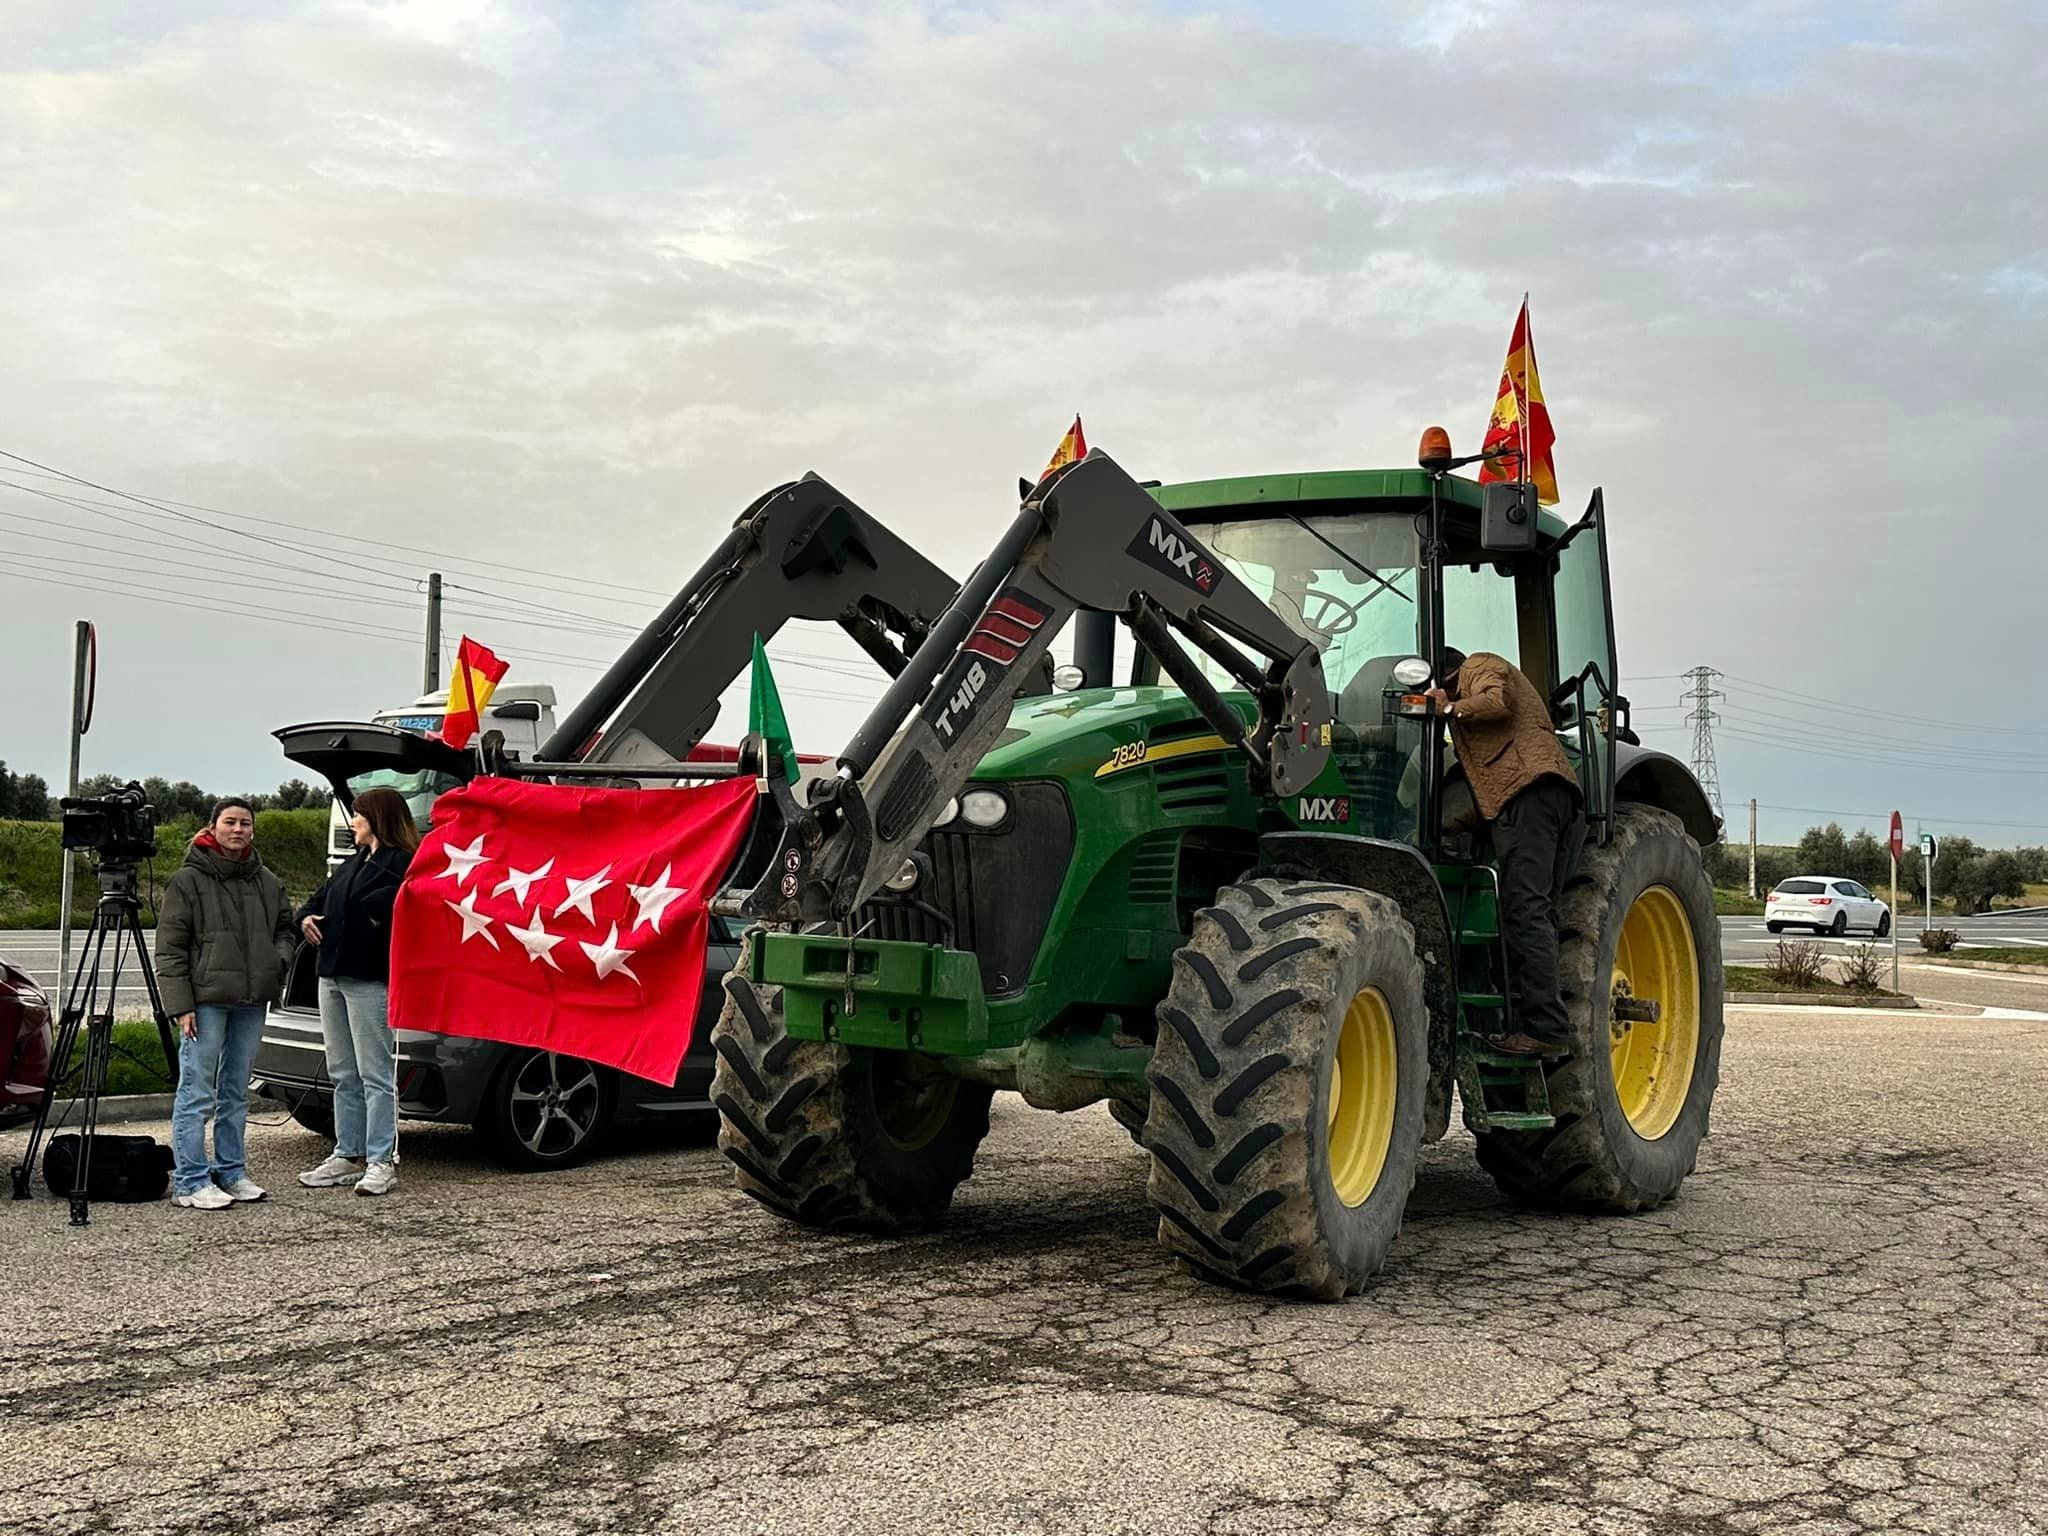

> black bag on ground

[{"left": 43, "top": 1134, "right": 173, "bottom": 1202}]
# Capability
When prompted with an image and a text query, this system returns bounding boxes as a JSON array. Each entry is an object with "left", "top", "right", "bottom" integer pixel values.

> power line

[
  {"left": 1712, "top": 724, "right": 2048, "bottom": 777},
  {"left": 1723, "top": 671, "right": 2048, "bottom": 740},
  {"left": 1755, "top": 803, "right": 2048, "bottom": 834},
  {"left": 0, "top": 454, "right": 887, "bottom": 689}
]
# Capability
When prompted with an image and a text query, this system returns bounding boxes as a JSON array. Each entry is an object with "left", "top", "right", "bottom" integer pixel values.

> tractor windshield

[{"left": 1178, "top": 511, "right": 1420, "bottom": 721}]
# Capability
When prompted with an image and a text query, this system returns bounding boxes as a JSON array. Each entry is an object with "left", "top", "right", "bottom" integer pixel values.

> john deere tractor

[{"left": 714, "top": 447, "right": 1723, "bottom": 1299}]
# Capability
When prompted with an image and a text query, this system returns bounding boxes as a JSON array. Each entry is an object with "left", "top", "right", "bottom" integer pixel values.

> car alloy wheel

[{"left": 506, "top": 1051, "right": 602, "bottom": 1161}]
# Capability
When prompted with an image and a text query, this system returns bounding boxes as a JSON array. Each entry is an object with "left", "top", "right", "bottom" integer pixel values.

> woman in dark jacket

[{"left": 293, "top": 786, "right": 418, "bottom": 1196}]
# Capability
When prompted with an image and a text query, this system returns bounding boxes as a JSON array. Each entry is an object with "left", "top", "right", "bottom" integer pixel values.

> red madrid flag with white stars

[{"left": 388, "top": 775, "right": 758, "bottom": 1085}]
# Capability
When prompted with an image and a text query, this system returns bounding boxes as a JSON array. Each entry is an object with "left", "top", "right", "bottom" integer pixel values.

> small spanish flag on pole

[
  {"left": 1039, "top": 414, "right": 1088, "bottom": 482},
  {"left": 1477, "top": 297, "right": 1559, "bottom": 505},
  {"left": 438, "top": 636, "right": 509, "bottom": 749}
]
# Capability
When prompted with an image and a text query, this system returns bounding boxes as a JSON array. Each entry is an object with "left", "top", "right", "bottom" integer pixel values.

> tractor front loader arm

[
  {"left": 540, "top": 474, "right": 961, "bottom": 769},
  {"left": 743, "top": 450, "right": 1334, "bottom": 927}
]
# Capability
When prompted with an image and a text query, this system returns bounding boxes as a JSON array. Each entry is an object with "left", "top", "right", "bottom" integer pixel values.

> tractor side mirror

[
  {"left": 1051, "top": 664, "right": 1085, "bottom": 692},
  {"left": 1480, "top": 482, "right": 1540, "bottom": 552},
  {"left": 1391, "top": 657, "right": 1433, "bottom": 689}
]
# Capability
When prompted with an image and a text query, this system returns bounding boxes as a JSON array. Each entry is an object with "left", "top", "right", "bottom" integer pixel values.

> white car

[{"left": 1765, "top": 876, "right": 1892, "bottom": 937}]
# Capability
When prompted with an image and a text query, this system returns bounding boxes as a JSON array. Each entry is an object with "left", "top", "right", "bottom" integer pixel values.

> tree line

[
  {"left": 0, "top": 760, "right": 324, "bottom": 824},
  {"left": 1703, "top": 822, "right": 2047, "bottom": 916}
]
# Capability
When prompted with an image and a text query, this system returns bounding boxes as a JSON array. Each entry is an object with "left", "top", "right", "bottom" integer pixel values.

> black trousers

[{"left": 1491, "top": 777, "right": 1587, "bottom": 1043}]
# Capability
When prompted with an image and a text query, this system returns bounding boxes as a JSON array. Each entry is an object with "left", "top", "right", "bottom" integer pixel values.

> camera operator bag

[{"left": 43, "top": 1134, "right": 173, "bottom": 1203}]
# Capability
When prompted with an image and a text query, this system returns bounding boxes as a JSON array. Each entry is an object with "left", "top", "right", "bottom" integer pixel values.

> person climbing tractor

[{"left": 1427, "top": 647, "right": 1585, "bottom": 1058}]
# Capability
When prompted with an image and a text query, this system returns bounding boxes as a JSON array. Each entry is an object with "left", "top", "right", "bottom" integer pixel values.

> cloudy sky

[{"left": 2, "top": 0, "right": 2043, "bottom": 846}]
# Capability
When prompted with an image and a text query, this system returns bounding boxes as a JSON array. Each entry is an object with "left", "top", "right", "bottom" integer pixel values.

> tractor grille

[
  {"left": 854, "top": 780, "right": 1073, "bottom": 997},
  {"left": 1126, "top": 830, "right": 1180, "bottom": 905}
]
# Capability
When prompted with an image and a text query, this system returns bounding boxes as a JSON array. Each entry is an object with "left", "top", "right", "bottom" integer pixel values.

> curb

[
  {"left": 1923, "top": 959, "right": 2048, "bottom": 977},
  {"left": 43, "top": 1093, "right": 177, "bottom": 1124},
  {"left": 1728, "top": 991, "right": 1920, "bottom": 1010}
]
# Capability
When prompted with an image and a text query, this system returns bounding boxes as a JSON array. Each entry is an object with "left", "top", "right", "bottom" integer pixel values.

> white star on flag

[
  {"left": 504, "top": 911, "right": 565, "bottom": 970},
  {"left": 626, "top": 863, "right": 690, "bottom": 935},
  {"left": 492, "top": 857, "right": 555, "bottom": 909},
  {"left": 579, "top": 923, "right": 642, "bottom": 984},
  {"left": 553, "top": 865, "right": 613, "bottom": 923},
  {"left": 438, "top": 834, "right": 492, "bottom": 888},
  {"left": 443, "top": 889, "right": 500, "bottom": 949}
]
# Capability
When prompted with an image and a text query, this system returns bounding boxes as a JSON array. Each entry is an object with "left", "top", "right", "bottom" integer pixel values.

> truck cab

[{"left": 321, "top": 685, "right": 560, "bottom": 868}]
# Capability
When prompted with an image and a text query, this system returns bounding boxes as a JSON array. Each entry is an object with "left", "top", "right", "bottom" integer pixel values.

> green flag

[{"left": 748, "top": 633, "right": 799, "bottom": 783}]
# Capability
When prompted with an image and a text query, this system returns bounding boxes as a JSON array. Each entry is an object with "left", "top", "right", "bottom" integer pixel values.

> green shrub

[
  {"left": 0, "top": 808, "right": 329, "bottom": 927},
  {"left": 1766, "top": 940, "right": 1827, "bottom": 989}
]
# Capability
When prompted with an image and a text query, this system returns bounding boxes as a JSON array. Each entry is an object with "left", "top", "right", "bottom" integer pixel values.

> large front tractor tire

[
  {"left": 712, "top": 931, "right": 993, "bottom": 1232},
  {"left": 1475, "top": 803, "right": 1725, "bottom": 1212},
  {"left": 1146, "top": 879, "right": 1428, "bottom": 1301}
]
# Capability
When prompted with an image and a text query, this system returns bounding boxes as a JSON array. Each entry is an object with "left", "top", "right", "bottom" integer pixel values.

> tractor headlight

[
  {"left": 884, "top": 857, "right": 921, "bottom": 892},
  {"left": 959, "top": 789, "right": 1009, "bottom": 829},
  {"left": 932, "top": 796, "right": 960, "bottom": 828}
]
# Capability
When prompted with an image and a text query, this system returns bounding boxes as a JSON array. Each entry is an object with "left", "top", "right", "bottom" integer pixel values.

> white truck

[{"left": 323, "top": 684, "right": 560, "bottom": 869}]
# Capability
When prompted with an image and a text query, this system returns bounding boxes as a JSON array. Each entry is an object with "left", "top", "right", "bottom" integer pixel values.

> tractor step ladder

[{"left": 1440, "top": 864, "right": 1557, "bottom": 1133}]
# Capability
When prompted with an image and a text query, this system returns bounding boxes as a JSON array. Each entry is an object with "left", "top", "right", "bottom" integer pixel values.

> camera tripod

[{"left": 9, "top": 864, "right": 179, "bottom": 1225}]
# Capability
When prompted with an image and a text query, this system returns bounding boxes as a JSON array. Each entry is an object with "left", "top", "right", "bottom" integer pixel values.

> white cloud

[{"left": 0, "top": 0, "right": 2043, "bottom": 840}]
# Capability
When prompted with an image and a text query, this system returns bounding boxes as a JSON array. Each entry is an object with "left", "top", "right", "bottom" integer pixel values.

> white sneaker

[
  {"left": 217, "top": 1177, "right": 267, "bottom": 1203},
  {"left": 173, "top": 1185, "right": 235, "bottom": 1210},
  {"left": 355, "top": 1161, "right": 397, "bottom": 1197},
  {"left": 298, "top": 1155, "right": 364, "bottom": 1188}
]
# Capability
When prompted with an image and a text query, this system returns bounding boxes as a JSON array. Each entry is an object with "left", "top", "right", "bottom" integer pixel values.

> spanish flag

[
  {"left": 439, "top": 636, "right": 509, "bottom": 749},
  {"left": 1477, "top": 298, "right": 1559, "bottom": 506},
  {"left": 1039, "top": 414, "right": 1088, "bottom": 481}
]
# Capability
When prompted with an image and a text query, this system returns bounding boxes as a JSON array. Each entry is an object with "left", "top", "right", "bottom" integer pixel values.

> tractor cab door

[{"left": 1548, "top": 489, "right": 1618, "bottom": 844}]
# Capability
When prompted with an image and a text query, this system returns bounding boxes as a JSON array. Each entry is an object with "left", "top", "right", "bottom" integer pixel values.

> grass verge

[
  {"left": 1929, "top": 947, "right": 2048, "bottom": 969},
  {"left": 44, "top": 1020, "right": 181, "bottom": 1098},
  {"left": 1713, "top": 888, "right": 1765, "bottom": 916},
  {"left": 1725, "top": 965, "right": 1907, "bottom": 999}
]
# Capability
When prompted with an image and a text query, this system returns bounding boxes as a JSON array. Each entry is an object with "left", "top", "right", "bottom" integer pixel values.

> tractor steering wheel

[{"left": 1298, "top": 586, "right": 1369, "bottom": 643}]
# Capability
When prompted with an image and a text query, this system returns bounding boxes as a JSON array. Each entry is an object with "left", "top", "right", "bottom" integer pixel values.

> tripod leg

[
  {"left": 10, "top": 912, "right": 112, "bottom": 1201},
  {"left": 70, "top": 918, "right": 136, "bottom": 1226}
]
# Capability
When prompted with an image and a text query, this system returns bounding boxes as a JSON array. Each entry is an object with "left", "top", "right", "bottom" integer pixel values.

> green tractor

[{"left": 714, "top": 448, "right": 1723, "bottom": 1299}]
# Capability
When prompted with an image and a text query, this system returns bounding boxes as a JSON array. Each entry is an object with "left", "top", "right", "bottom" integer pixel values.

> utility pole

[
  {"left": 1681, "top": 666, "right": 1727, "bottom": 824},
  {"left": 1748, "top": 798, "right": 1758, "bottom": 898},
  {"left": 423, "top": 572, "right": 442, "bottom": 694}
]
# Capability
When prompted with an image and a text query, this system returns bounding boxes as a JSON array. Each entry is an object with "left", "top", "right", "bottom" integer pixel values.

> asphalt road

[
  {"left": 1719, "top": 909, "right": 2048, "bottom": 968},
  {"left": 3, "top": 968, "right": 2043, "bottom": 1535}
]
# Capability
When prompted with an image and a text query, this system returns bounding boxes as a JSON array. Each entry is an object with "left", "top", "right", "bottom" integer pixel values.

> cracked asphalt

[{"left": 4, "top": 981, "right": 2045, "bottom": 1536}]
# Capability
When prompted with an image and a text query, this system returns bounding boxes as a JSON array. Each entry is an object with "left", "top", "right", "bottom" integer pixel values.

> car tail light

[{"left": 1807, "top": 897, "right": 1833, "bottom": 906}]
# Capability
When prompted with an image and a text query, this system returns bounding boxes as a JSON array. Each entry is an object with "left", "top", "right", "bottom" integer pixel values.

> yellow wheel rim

[
  {"left": 1327, "top": 987, "right": 1399, "bottom": 1207},
  {"left": 1609, "top": 886, "right": 1701, "bottom": 1140}
]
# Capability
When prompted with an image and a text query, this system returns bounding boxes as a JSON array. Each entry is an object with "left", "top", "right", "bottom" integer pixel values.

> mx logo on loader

[
  {"left": 1295, "top": 795, "right": 1351, "bottom": 824},
  {"left": 1128, "top": 517, "right": 1220, "bottom": 596},
  {"left": 921, "top": 588, "right": 1050, "bottom": 744}
]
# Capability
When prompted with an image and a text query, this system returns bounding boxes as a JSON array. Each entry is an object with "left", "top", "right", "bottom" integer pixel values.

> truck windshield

[
  {"left": 1174, "top": 512, "right": 1419, "bottom": 716},
  {"left": 346, "top": 768, "right": 462, "bottom": 831}
]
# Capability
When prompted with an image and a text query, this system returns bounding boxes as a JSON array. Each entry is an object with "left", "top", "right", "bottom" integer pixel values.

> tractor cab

[{"left": 1132, "top": 468, "right": 1622, "bottom": 859}]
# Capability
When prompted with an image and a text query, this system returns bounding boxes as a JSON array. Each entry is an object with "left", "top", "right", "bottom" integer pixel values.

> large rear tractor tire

[
  {"left": 1475, "top": 804, "right": 1725, "bottom": 1212},
  {"left": 711, "top": 930, "right": 993, "bottom": 1232},
  {"left": 1145, "top": 879, "right": 1428, "bottom": 1300}
]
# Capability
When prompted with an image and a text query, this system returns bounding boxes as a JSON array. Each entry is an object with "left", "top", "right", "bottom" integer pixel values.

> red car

[{"left": 1, "top": 957, "right": 54, "bottom": 1130}]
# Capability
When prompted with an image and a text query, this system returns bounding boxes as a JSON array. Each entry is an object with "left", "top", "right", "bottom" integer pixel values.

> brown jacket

[{"left": 1447, "top": 652, "right": 1580, "bottom": 821}]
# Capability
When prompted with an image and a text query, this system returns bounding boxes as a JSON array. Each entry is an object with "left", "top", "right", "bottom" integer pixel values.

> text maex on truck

[{"left": 716, "top": 443, "right": 1724, "bottom": 1300}]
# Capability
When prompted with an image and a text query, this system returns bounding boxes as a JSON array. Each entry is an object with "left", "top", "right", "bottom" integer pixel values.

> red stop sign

[{"left": 1889, "top": 811, "right": 1904, "bottom": 862}]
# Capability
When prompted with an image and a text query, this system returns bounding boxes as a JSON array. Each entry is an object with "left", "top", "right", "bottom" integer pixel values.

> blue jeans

[
  {"left": 171, "top": 1003, "right": 267, "bottom": 1195},
  {"left": 319, "top": 977, "right": 396, "bottom": 1165}
]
